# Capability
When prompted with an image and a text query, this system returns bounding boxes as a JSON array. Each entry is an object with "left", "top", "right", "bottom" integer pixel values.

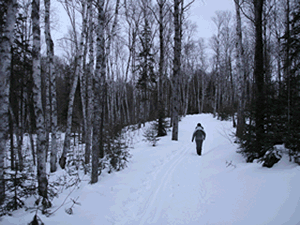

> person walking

[{"left": 192, "top": 123, "right": 206, "bottom": 156}]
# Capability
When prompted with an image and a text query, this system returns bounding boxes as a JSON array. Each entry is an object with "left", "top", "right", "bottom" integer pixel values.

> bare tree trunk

[
  {"left": 284, "top": 0, "right": 292, "bottom": 161},
  {"left": 44, "top": 46, "right": 50, "bottom": 163},
  {"left": 124, "top": 87, "right": 131, "bottom": 125},
  {"left": 92, "top": 0, "right": 106, "bottom": 184},
  {"left": 0, "top": 0, "right": 17, "bottom": 205},
  {"left": 183, "top": 75, "right": 192, "bottom": 116},
  {"left": 156, "top": 0, "right": 167, "bottom": 136},
  {"left": 172, "top": 0, "right": 181, "bottom": 141},
  {"left": 32, "top": 0, "right": 50, "bottom": 204},
  {"left": 229, "top": 56, "right": 236, "bottom": 127},
  {"left": 253, "top": 0, "right": 265, "bottom": 154},
  {"left": 80, "top": 1, "right": 88, "bottom": 145},
  {"left": 9, "top": 113, "right": 15, "bottom": 170},
  {"left": 27, "top": 112, "right": 36, "bottom": 166},
  {"left": 44, "top": 0, "right": 57, "bottom": 172},
  {"left": 106, "top": 0, "right": 120, "bottom": 59},
  {"left": 50, "top": 42, "right": 58, "bottom": 173},
  {"left": 197, "top": 76, "right": 201, "bottom": 113},
  {"left": 60, "top": 1, "right": 86, "bottom": 169},
  {"left": 201, "top": 73, "right": 205, "bottom": 113},
  {"left": 285, "top": 0, "right": 290, "bottom": 126},
  {"left": 213, "top": 81, "right": 218, "bottom": 117},
  {"left": 43, "top": 0, "right": 51, "bottom": 161},
  {"left": 59, "top": 62, "right": 79, "bottom": 169},
  {"left": 234, "top": 0, "right": 246, "bottom": 138},
  {"left": 17, "top": 83, "right": 24, "bottom": 171},
  {"left": 85, "top": 0, "right": 94, "bottom": 165}
]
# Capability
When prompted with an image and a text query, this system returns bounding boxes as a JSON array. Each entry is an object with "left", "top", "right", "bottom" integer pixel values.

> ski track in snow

[
  {"left": 138, "top": 144, "right": 190, "bottom": 225},
  {"left": 120, "top": 114, "right": 227, "bottom": 225}
]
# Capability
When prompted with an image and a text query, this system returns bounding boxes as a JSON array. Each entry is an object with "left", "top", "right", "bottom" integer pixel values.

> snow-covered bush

[
  {"left": 294, "top": 153, "right": 300, "bottom": 166},
  {"left": 261, "top": 149, "right": 282, "bottom": 168}
]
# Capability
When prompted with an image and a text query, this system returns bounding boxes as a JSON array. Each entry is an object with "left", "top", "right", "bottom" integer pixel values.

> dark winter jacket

[{"left": 192, "top": 126, "right": 206, "bottom": 142}]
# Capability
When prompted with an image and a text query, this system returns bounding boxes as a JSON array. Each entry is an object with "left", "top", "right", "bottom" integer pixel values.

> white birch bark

[
  {"left": 106, "top": 0, "right": 120, "bottom": 59},
  {"left": 0, "top": 0, "right": 17, "bottom": 204},
  {"left": 44, "top": 0, "right": 58, "bottom": 172},
  {"left": 234, "top": 0, "right": 246, "bottom": 138},
  {"left": 44, "top": 23, "right": 51, "bottom": 163},
  {"left": 79, "top": 0, "right": 88, "bottom": 144},
  {"left": 172, "top": 0, "right": 181, "bottom": 141},
  {"left": 91, "top": 0, "right": 105, "bottom": 184},
  {"left": 85, "top": 0, "right": 94, "bottom": 165},
  {"left": 32, "top": 0, "right": 49, "bottom": 202}
]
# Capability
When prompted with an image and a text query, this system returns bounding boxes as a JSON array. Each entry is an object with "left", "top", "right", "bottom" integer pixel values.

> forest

[{"left": 0, "top": 0, "right": 300, "bottom": 218}]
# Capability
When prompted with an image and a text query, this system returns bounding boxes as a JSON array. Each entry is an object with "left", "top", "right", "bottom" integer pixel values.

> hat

[{"left": 197, "top": 123, "right": 201, "bottom": 127}]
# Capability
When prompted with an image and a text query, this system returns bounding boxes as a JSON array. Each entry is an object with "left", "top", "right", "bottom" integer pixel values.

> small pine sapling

[
  {"left": 103, "top": 123, "right": 132, "bottom": 173},
  {"left": 143, "top": 124, "right": 160, "bottom": 146}
]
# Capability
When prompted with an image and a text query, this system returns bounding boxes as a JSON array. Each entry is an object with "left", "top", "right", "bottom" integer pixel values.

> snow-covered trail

[
  {"left": 103, "top": 114, "right": 247, "bottom": 225},
  {"left": 2, "top": 114, "right": 300, "bottom": 225},
  {"left": 119, "top": 114, "right": 237, "bottom": 225}
]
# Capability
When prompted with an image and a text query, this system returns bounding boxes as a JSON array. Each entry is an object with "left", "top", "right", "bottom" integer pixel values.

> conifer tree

[{"left": 136, "top": 17, "right": 156, "bottom": 125}]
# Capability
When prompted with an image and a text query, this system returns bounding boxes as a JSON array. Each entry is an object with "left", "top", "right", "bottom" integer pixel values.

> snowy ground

[{"left": 2, "top": 114, "right": 300, "bottom": 225}]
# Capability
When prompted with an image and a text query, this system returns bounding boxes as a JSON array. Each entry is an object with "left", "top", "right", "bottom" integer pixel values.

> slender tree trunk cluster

[{"left": 31, "top": 0, "right": 49, "bottom": 201}]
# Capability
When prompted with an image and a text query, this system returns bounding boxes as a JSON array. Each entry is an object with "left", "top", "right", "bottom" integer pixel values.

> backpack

[{"left": 195, "top": 128, "right": 205, "bottom": 140}]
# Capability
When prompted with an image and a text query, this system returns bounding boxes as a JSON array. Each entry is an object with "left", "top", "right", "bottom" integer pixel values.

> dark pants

[{"left": 196, "top": 140, "right": 203, "bottom": 155}]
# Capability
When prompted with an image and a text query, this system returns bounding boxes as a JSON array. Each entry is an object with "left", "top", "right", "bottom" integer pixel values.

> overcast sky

[
  {"left": 189, "top": 0, "right": 235, "bottom": 39},
  {"left": 51, "top": 0, "right": 235, "bottom": 56}
]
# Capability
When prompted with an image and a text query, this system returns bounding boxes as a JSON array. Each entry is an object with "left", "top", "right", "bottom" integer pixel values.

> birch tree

[
  {"left": 0, "top": 0, "right": 17, "bottom": 205},
  {"left": 59, "top": 0, "right": 86, "bottom": 169},
  {"left": 44, "top": 0, "right": 58, "bottom": 172},
  {"left": 85, "top": 0, "right": 94, "bottom": 165},
  {"left": 32, "top": 0, "right": 51, "bottom": 205},
  {"left": 211, "top": 14, "right": 223, "bottom": 118},
  {"left": 79, "top": 0, "right": 88, "bottom": 145},
  {"left": 234, "top": 0, "right": 246, "bottom": 138},
  {"left": 197, "top": 38, "right": 207, "bottom": 113},
  {"left": 172, "top": 0, "right": 181, "bottom": 141},
  {"left": 44, "top": 2, "right": 51, "bottom": 163},
  {"left": 157, "top": 0, "right": 167, "bottom": 137},
  {"left": 92, "top": 0, "right": 106, "bottom": 184}
]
